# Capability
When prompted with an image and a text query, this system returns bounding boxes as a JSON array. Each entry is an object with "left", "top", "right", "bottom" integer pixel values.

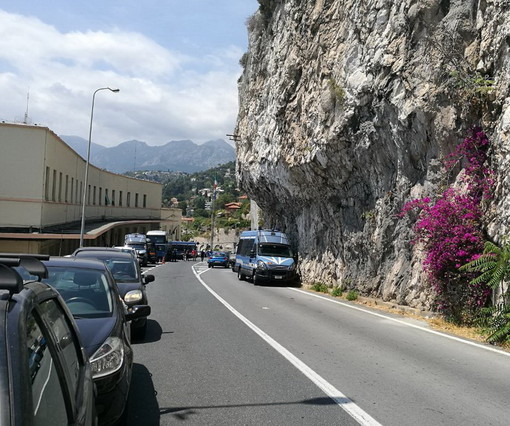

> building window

[
  {"left": 127, "top": 192, "right": 131, "bottom": 207},
  {"left": 112, "top": 190, "right": 116, "bottom": 206},
  {"left": 105, "top": 189, "right": 109, "bottom": 205},
  {"left": 119, "top": 191, "right": 123, "bottom": 206},
  {"left": 65, "top": 175, "right": 69, "bottom": 203},
  {"left": 70, "top": 178, "right": 74, "bottom": 204},
  {"left": 87, "top": 184, "right": 91, "bottom": 205},
  {"left": 135, "top": 193, "right": 139, "bottom": 208},
  {"left": 52, "top": 170, "right": 56, "bottom": 201},
  {"left": 45, "top": 167, "right": 50, "bottom": 201},
  {"left": 58, "top": 172, "right": 62, "bottom": 202},
  {"left": 99, "top": 188, "right": 102, "bottom": 206},
  {"left": 93, "top": 186, "right": 96, "bottom": 205},
  {"left": 143, "top": 194, "right": 147, "bottom": 208}
]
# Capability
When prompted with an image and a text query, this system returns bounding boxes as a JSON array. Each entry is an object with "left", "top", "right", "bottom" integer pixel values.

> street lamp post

[{"left": 79, "top": 87, "right": 119, "bottom": 247}]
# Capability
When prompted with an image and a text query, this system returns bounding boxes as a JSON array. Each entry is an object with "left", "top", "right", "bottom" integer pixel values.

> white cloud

[{"left": 0, "top": 10, "right": 244, "bottom": 146}]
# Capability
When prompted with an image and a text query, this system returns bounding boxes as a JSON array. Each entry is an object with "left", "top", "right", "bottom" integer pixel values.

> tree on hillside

[
  {"left": 177, "top": 201, "right": 187, "bottom": 215},
  {"left": 215, "top": 192, "right": 236, "bottom": 209}
]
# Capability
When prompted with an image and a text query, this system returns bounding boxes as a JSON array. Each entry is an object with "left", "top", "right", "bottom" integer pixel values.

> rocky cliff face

[{"left": 235, "top": 0, "right": 510, "bottom": 309}]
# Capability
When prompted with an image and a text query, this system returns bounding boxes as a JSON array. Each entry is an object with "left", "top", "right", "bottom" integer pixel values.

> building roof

[{"left": 225, "top": 202, "right": 242, "bottom": 210}]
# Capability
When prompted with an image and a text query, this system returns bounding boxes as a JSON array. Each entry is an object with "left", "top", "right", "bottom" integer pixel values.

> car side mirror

[
  {"left": 125, "top": 304, "right": 151, "bottom": 322},
  {"left": 144, "top": 274, "right": 155, "bottom": 284}
]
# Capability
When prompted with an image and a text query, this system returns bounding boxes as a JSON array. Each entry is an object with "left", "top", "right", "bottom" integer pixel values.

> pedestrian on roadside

[{"left": 200, "top": 250, "right": 205, "bottom": 262}]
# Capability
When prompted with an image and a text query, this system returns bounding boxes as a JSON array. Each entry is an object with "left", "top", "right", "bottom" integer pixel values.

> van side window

[
  {"left": 239, "top": 239, "right": 255, "bottom": 256},
  {"left": 38, "top": 299, "right": 82, "bottom": 396},
  {"left": 26, "top": 311, "right": 69, "bottom": 425}
]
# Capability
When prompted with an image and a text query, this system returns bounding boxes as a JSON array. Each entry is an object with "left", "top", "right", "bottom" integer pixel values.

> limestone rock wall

[{"left": 235, "top": 0, "right": 510, "bottom": 310}]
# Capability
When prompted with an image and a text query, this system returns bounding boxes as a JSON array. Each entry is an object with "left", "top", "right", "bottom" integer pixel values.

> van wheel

[{"left": 237, "top": 270, "right": 245, "bottom": 281}]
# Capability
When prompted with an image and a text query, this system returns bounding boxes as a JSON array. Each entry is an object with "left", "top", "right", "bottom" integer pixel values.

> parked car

[
  {"left": 72, "top": 248, "right": 154, "bottom": 339},
  {"left": 207, "top": 251, "right": 230, "bottom": 268},
  {"left": 0, "top": 253, "right": 97, "bottom": 425},
  {"left": 40, "top": 256, "right": 150, "bottom": 425}
]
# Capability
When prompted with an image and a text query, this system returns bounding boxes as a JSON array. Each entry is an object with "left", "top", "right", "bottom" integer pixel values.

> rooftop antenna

[{"left": 23, "top": 89, "right": 30, "bottom": 124}]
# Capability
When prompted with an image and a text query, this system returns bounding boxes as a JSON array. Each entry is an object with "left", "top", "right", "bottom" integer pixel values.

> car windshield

[
  {"left": 127, "top": 244, "right": 145, "bottom": 250},
  {"left": 212, "top": 252, "right": 226, "bottom": 258},
  {"left": 105, "top": 259, "right": 139, "bottom": 282},
  {"left": 43, "top": 266, "right": 114, "bottom": 318},
  {"left": 258, "top": 244, "right": 292, "bottom": 257}
]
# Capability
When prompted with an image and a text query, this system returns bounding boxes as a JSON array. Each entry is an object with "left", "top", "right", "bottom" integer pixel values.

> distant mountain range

[{"left": 60, "top": 135, "right": 236, "bottom": 174}]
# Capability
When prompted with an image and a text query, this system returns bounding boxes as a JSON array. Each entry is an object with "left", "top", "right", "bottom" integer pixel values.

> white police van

[{"left": 234, "top": 229, "right": 297, "bottom": 285}]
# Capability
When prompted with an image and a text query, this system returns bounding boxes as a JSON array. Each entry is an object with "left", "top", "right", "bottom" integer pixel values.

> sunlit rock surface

[{"left": 236, "top": 0, "right": 510, "bottom": 309}]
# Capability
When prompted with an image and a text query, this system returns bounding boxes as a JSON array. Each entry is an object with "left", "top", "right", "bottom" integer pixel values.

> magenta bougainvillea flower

[{"left": 401, "top": 127, "right": 493, "bottom": 321}]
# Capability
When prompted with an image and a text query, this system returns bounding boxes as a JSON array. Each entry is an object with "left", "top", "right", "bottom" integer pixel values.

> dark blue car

[{"left": 41, "top": 257, "right": 150, "bottom": 425}]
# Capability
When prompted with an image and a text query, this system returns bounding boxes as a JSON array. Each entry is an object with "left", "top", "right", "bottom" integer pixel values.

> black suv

[{"left": 0, "top": 253, "right": 97, "bottom": 426}]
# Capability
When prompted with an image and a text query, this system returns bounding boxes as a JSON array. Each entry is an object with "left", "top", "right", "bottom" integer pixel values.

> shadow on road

[
  {"left": 133, "top": 319, "right": 163, "bottom": 344},
  {"left": 123, "top": 363, "right": 160, "bottom": 425},
  {"left": 159, "top": 396, "right": 348, "bottom": 421}
]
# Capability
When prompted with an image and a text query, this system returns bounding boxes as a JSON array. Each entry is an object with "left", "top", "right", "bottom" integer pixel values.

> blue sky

[{"left": 0, "top": 0, "right": 259, "bottom": 146}]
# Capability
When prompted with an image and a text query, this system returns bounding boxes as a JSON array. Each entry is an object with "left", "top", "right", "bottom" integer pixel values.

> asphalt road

[{"left": 124, "top": 260, "right": 510, "bottom": 425}]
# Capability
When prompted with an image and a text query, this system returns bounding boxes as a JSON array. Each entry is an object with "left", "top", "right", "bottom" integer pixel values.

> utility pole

[{"left": 209, "top": 178, "right": 217, "bottom": 250}]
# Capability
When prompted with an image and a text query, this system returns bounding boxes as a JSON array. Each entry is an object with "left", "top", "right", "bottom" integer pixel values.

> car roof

[
  {"left": 44, "top": 256, "right": 108, "bottom": 270},
  {"left": 72, "top": 247, "right": 124, "bottom": 254},
  {"left": 73, "top": 250, "right": 135, "bottom": 260}
]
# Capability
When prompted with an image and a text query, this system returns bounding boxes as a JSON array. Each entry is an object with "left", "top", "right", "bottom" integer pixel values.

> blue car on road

[{"left": 207, "top": 251, "right": 229, "bottom": 268}]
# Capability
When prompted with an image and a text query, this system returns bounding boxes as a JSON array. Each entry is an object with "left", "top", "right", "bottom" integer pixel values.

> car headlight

[
  {"left": 257, "top": 260, "right": 268, "bottom": 270},
  {"left": 90, "top": 337, "right": 124, "bottom": 379},
  {"left": 124, "top": 289, "right": 143, "bottom": 305}
]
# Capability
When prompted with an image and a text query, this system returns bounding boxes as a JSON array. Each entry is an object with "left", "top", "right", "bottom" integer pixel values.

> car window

[
  {"left": 26, "top": 311, "right": 69, "bottom": 425},
  {"left": 38, "top": 299, "right": 82, "bottom": 399},
  {"left": 106, "top": 260, "right": 138, "bottom": 281},
  {"left": 43, "top": 267, "right": 114, "bottom": 318}
]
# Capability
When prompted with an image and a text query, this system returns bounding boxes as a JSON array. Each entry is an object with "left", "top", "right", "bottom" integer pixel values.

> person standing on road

[{"left": 200, "top": 250, "right": 205, "bottom": 262}]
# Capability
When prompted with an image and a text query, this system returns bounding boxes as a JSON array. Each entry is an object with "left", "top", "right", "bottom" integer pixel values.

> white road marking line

[
  {"left": 193, "top": 267, "right": 382, "bottom": 426},
  {"left": 287, "top": 288, "right": 510, "bottom": 358}
]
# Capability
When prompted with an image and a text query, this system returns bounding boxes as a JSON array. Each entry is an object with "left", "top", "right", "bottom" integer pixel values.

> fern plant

[
  {"left": 477, "top": 305, "right": 510, "bottom": 344},
  {"left": 460, "top": 240, "right": 510, "bottom": 307}
]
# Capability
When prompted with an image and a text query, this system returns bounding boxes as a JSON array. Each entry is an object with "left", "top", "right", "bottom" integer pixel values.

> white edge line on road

[
  {"left": 287, "top": 287, "right": 510, "bottom": 358},
  {"left": 192, "top": 266, "right": 382, "bottom": 426}
]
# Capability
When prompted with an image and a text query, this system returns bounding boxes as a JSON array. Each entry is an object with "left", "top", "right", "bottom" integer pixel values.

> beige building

[{"left": 0, "top": 122, "right": 181, "bottom": 254}]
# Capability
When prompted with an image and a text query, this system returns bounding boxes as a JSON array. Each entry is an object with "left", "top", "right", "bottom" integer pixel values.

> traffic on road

[
  {"left": 2, "top": 250, "right": 510, "bottom": 425},
  {"left": 124, "top": 259, "right": 510, "bottom": 426}
]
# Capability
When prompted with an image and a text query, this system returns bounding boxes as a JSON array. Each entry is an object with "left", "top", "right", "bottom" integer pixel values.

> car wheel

[
  {"left": 253, "top": 273, "right": 259, "bottom": 285},
  {"left": 237, "top": 269, "right": 245, "bottom": 281}
]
